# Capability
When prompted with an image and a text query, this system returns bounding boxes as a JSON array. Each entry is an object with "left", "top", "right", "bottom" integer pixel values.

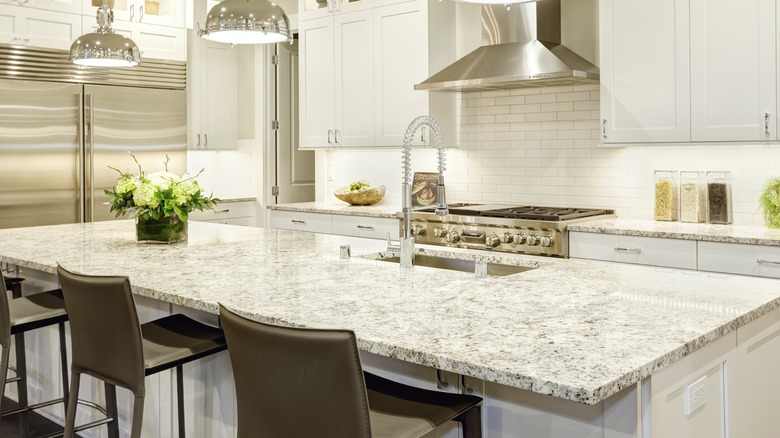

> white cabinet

[
  {"left": 0, "top": 5, "right": 82, "bottom": 50},
  {"left": 690, "top": 0, "right": 776, "bottom": 142},
  {"left": 187, "top": 31, "right": 237, "bottom": 150},
  {"left": 298, "top": 0, "right": 458, "bottom": 149},
  {"left": 1, "top": 0, "right": 81, "bottom": 14},
  {"left": 697, "top": 241, "right": 780, "bottom": 279},
  {"left": 83, "top": 0, "right": 185, "bottom": 28},
  {"left": 331, "top": 215, "right": 399, "bottom": 239},
  {"left": 569, "top": 231, "right": 697, "bottom": 269},
  {"left": 81, "top": 15, "right": 185, "bottom": 61},
  {"left": 599, "top": 0, "right": 690, "bottom": 143},
  {"left": 189, "top": 201, "right": 257, "bottom": 226},
  {"left": 269, "top": 210, "right": 334, "bottom": 234}
]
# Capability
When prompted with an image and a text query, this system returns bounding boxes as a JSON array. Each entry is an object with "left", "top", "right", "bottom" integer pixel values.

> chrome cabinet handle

[
  {"left": 196, "top": 133, "right": 201, "bottom": 148},
  {"left": 204, "top": 133, "right": 208, "bottom": 147},
  {"left": 327, "top": 129, "right": 334, "bottom": 144},
  {"left": 11, "top": 37, "right": 30, "bottom": 44},
  {"left": 765, "top": 113, "right": 770, "bottom": 136},
  {"left": 335, "top": 129, "right": 342, "bottom": 145},
  {"left": 214, "top": 209, "right": 230, "bottom": 213},
  {"left": 757, "top": 258, "right": 780, "bottom": 265},
  {"left": 130, "top": 4, "right": 135, "bottom": 20},
  {"left": 420, "top": 126, "right": 426, "bottom": 143},
  {"left": 614, "top": 246, "right": 641, "bottom": 253},
  {"left": 357, "top": 225, "right": 374, "bottom": 230},
  {"left": 139, "top": 4, "right": 144, "bottom": 20},
  {"left": 602, "top": 119, "right": 608, "bottom": 139},
  {"left": 291, "top": 219, "right": 306, "bottom": 224}
]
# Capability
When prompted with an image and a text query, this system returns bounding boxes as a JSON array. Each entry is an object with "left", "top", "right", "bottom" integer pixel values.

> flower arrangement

[
  {"left": 105, "top": 153, "right": 219, "bottom": 221},
  {"left": 760, "top": 177, "right": 780, "bottom": 229},
  {"left": 105, "top": 153, "right": 219, "bottom": 243}
]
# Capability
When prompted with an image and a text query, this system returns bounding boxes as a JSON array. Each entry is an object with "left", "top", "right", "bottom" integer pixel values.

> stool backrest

[
  {"left": 219, "top": 305, "right": 372, "bottom": 438},
  {"left": 0, "top": 271, "right": 9, "bottom": 350},
  {"left": 57, "top": 266, "right": 145, "bottom": 395}
]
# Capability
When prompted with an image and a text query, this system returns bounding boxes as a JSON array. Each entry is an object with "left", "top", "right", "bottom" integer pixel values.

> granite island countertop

[
  {"left": 1, "top": 221, "right": 780, "bottom": 406},
  {"left": 568, "top": 218, "right": 780, "bottom": 246},
  {"left": 269, "top": 201, "right": 400, "bottom": 218}
]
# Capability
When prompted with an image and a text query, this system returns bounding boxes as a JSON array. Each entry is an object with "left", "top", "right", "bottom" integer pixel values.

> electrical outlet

[
  {"left": 327, "top": 166, "right": 334, "bottom": 181},
  {"left": 684, "top": 375, "right": 708, "bottom": 415}
]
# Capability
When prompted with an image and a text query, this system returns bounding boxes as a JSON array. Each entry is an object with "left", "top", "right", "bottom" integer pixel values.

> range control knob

[
  {"left": 513, "top": 234, "right": 527, "bottom": 244},
  {"left": 447, "top": 231, "right": 461, "bottom": 243},
  {"left": 433, "top": 227, "right": 446, "bottom": 238},
  {"left": 411, "top": 224, "right": 426, "bottom": 236},
  {"left": 526, "top": 234, "right": 540, "bottom": 246},
  {"left": 540, "top": 236, "right": 555, "bottom": 247},
  {"left": 487, "top": 234, "right": 501, "bottom": 248},
  {"left": 502, "top": 232, "right": 514, "bottom": 243}
]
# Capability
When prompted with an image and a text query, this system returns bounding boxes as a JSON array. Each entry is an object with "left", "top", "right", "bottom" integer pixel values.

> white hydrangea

[
  {"left": 115, "top": 175, "right": 138, "bottom": 195},
  {"left": 146, "top": 171, "right": 181, "bottom": 191},
  {"left": 133, "top": 182, "right": 160, "bottom": 208}
]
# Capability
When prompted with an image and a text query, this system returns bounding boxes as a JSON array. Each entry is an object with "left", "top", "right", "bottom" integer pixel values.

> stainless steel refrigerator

[{"left": 0, "top": 79, "right": 187, "bottom": 229}]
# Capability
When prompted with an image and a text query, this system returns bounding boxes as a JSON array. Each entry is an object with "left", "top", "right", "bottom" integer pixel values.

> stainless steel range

[{"left": 399, "top": 204, "right": 614, "bottom": 257}]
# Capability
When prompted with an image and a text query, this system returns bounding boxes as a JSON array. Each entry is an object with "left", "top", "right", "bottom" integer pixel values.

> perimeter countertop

[
  {"left": 269, "top": 201, "right": 400, "bottom": 219},
  {"left": 569, "top": 218, "right": 780, "bottom": 247},
  {"left": 2, "top": 221, "right": 780, "bottom": 405}
]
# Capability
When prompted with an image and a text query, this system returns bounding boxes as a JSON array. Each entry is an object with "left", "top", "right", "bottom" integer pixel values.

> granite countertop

[
  {"left": 569, "top": 218, "right": 780, "bottom": 247},
  {"left": 216, "top": 197, "right": 257, "bottom": 203},
  {"left": 2, "top": 221, "right": 780, "bottom": 406},
  {"left": 269, "top": 201, "right": 400, "bottom": 219}
]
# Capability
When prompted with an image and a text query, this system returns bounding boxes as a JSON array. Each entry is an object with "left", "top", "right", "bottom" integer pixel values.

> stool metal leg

[
  {"left": 105, "top": 383, "right": 119, "bottom": 438},
  {"left": 0, "top": 345, "right": 8, "bottom": 421},
  {"left": 176, "top": 365, "right": 185, "bottom": 438},
  {"left": 14, "top": 332, "right": 28, "bottom": 437},
  {"left": 58, "top": 322, "right": 69, "bottom": 412},
  {"left": 64, "top": 372, "right": 81, "bottom": 438}
]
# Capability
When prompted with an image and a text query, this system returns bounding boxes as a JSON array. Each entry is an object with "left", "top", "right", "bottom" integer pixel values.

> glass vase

[{"left": 136, "top": 214, "right": 188, "bottom": 244}]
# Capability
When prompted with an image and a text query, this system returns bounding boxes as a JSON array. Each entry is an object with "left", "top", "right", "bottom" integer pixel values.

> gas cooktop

[{"left": 420, "top": 204, "right": 609, "bottom": 222}]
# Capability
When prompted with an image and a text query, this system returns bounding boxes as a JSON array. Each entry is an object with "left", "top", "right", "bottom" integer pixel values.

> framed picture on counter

[{"left": 411, "top": 172, "right": 438, "bottom": 207}]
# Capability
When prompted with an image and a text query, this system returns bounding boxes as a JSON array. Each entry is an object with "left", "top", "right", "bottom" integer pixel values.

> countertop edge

[
  {"left": 568, "top": 221, "right": 780, "bottom": 247},
  {"left": 268, "top": 204, "right": 399, "bottom": 219}
]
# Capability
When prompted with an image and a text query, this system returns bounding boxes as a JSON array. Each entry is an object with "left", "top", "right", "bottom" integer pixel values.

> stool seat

[
  {"left": 9, "top": 289, "right": 67, "bottom": 332},
  {"left": 365, "top": 371, "right": 483, "bottom": 438},
  {"left": 141, "top": 314, "right": 226, "bottom": 373}
]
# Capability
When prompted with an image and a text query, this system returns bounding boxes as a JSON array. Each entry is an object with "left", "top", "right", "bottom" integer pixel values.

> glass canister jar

[
  {"left": 654, "top": 170, "right": 678, "bottom": 221},
  {"left": 707, "top": 171, "right": 732, "bottom": 224},
  {"left": 679, "top": 171, "right": 706, "bottom": 223}
]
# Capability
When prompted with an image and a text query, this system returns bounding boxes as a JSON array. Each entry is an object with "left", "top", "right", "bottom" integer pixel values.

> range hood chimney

[{"left": 415, "top": 0, "right": 599, "bottom": 92}]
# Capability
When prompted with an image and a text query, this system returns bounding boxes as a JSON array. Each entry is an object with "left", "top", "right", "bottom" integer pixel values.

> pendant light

[
  {"left": 69, "top": 0, "right": 141, "bottom": 67},
  {"left": 199, "top": 0, "right": 292, "bottom": 45}
]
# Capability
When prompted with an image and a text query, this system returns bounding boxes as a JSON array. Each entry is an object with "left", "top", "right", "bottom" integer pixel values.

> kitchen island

[{"left": 1, "top": 221, "right": 780, "bottom": 437}]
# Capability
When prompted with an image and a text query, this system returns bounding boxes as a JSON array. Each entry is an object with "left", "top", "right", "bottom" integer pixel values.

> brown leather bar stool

[
  {"left": 219, "top": 305, "right": 484, "bottom": 438},
  {"left": 57, "top": 266, "right": 227, "bottom": 438},
  {"left": 1, "top": 271, "right": 70, "bottom": 438}
]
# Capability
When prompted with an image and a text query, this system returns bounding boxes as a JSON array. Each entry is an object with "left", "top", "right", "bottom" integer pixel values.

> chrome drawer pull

[
  {"left": 291, "top": 219, "right": 306, "bottom": 224},
  {"left": 757, "top": 258, "right": 780, "bottom": 265},
  {"left": 214, "top": 209, "right": 230, "bottom": 213},
  {"left": 614, "top": 246, "right": 641, "bottom": 253},
  {"left": 356, "top": 225, "right": 374, "bottom": 230}
]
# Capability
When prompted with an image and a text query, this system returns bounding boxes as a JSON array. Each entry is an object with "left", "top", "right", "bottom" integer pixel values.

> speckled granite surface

[
  {"left": 269, "top": 201, "right": 400, "bottom": 218},
  {"left": 2, "top": 221, "right": 780, "bottom": 405},
  {"left": 569, "top": 218, "right": 780, "bottom": 246},
  {"left": 218, "top": 197, "right": 257, "bottom": 203}
]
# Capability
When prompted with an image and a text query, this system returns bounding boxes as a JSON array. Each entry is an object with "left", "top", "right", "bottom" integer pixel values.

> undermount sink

[{"left": 375, "top": 254, "right": 536, "bottom": 277}]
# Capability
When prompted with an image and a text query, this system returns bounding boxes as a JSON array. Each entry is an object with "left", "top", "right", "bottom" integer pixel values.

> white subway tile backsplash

[{"left": 325, "top": 90, "right": 780, "bottom": 226}]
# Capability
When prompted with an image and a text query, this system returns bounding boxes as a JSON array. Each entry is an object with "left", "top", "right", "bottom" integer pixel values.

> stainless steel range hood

[{"left": 415, "top": 0, "right": 599, "bottom": 92}]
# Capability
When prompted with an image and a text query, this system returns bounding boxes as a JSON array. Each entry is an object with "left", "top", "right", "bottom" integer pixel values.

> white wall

[
  {"left": 324, "top": 86, "right": 780, "bottom": 226},
  {"left": 187, "top": 139, "right": 262, "bottom": 199}
]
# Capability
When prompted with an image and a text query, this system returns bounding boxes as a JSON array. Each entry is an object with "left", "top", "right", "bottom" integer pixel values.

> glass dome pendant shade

[
  {"left": 199, "top": 0, "right": 292, "bottom": 45},
  {"left": 69, "top": 0, "right": 141, "bottom": 67}
]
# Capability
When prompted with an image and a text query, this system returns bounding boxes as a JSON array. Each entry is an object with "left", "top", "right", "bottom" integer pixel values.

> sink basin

[{"left": 375, "top": 254, "right": 535, "bottom": 277}]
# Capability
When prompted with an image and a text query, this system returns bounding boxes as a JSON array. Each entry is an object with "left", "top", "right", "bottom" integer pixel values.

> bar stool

[
  {"left": 219, "top": 305, "right": 484, "bottom": 438},
  {"left": 57, "top": 266, "right": 227, "bottom": 438},
  {"left": 1, "top": 271, "right": 69, "bottom": 438}
]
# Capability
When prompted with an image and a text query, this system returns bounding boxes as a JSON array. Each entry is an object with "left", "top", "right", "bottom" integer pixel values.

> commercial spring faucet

[{"left": 400, "top": 115, "right": 448, "bottom": 268}]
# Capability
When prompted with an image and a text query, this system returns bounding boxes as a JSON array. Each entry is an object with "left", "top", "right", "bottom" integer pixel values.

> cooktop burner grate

[{"left": 478, "top": 206, "right": 608, "bottom": 221}]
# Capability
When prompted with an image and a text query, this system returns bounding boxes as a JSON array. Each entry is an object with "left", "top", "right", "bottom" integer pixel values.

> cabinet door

[
  {"left": 136, "top": 0, "right": 185, "bottom": 28},
  {"left": 334, "top": 10, "right": 374, "bottom": 146},
  {"left": 299, "top": 16, "right": 336, "bottom": 149},
  {"left": 373, "top": 0, "right": 429, "bottom": 146},
  {"left": 132, "top": 22, "right": 185, "bottom": 61},
  {"left": 16, "top": 8, "right": 82, "bottom": 50},
  {"left": 10, "top": 0, "right": 82, "bottom": 14},
  {"left": 690, "top": 0, "right": 775, "bottom": 141},
  {"left": 186, "top": 31, "right": 201, "bottom": 149},
  {"left": 200, "top": 39, "right": 237, "bottom": 149},
  {"left": 599, "top": 0, "right": 690, "bottom": 143},
  {"left": 83, "top": 0, "right": 133, "bottom": 22}
]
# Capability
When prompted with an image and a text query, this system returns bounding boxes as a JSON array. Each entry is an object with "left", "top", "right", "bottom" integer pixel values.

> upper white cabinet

[
  {"left": 299, "top": 0, "right": 372, "bottom": 21},
  {"left": 298, "top": 0, "right": 458, "bottom": 149},
  {"left": 83, "top": 0, "right": 185, "bottom": 28},
  {"left": 187, "top": 31, "right": 237, "bottom": 150},
  {"left": 599, "top": 0, "right": 691, "bottom": 143},
  {"left": 600, "top": 0, "right": 779, "bottom": 144},
  {"left": 0, "top": 4, "right": 82, "bottom": 50},
  {"left": 690, "top": 0, "right": 776, "bottom": 142},
  {"left": 1, "top": 0, "right": 81, "bottom": 14},
  {"left": 82, "top": 15, "right": 185, "bottom": 61}
]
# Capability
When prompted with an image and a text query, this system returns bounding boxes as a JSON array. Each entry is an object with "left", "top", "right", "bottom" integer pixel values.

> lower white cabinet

[
  {"left": 269, "top": 210, "right": 334, "bottom": 234},
  {"left": 189, "top": 200, "right": 257, "bottom": 226},
  {"left": 569, "top": 232, "right": 697, "bottom": 270},
  {"left": 269, "top": 210, "right": 400, "bottom": 239},
  {"left": 698, "top": 241, "right": 780, "bottom": 279}
]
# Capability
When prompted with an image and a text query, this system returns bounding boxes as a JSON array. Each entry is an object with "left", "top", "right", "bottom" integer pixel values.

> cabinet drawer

[
  {"left": 189, "top": 201, "right": 256, "bottom": 222},
  {"left": 698, "top": 241, "right": 780, "bottom": 279},
  {"left": 269, "top": 210, "right": 333, "bottom": 234},
  {"left": 331, "top": 216, "right": 399, "bottom": 239},
  {"left": 569, "top": 232, "right": 697, "bottom": 269}
]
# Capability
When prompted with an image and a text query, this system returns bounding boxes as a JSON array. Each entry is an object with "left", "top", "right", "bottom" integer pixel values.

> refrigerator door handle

[
  {"left": 78, "top": 94, "right": 85, "bottom": 222},
  {"left": 86, "top": 94, "right": 95, "bottom": 222}
]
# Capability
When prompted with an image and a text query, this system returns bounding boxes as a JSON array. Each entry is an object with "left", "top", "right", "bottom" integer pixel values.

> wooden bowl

[{"left": 334, "top": 185, "right": 386, "bottom": 205}]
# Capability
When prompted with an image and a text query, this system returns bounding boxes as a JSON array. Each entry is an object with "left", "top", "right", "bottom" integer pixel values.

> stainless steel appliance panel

[
  {"left": 0, "top": 80, "right": 83, "bottom": 229},
  {"left": 84, "top": 85, "right": 187, "bottom": 222}
]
